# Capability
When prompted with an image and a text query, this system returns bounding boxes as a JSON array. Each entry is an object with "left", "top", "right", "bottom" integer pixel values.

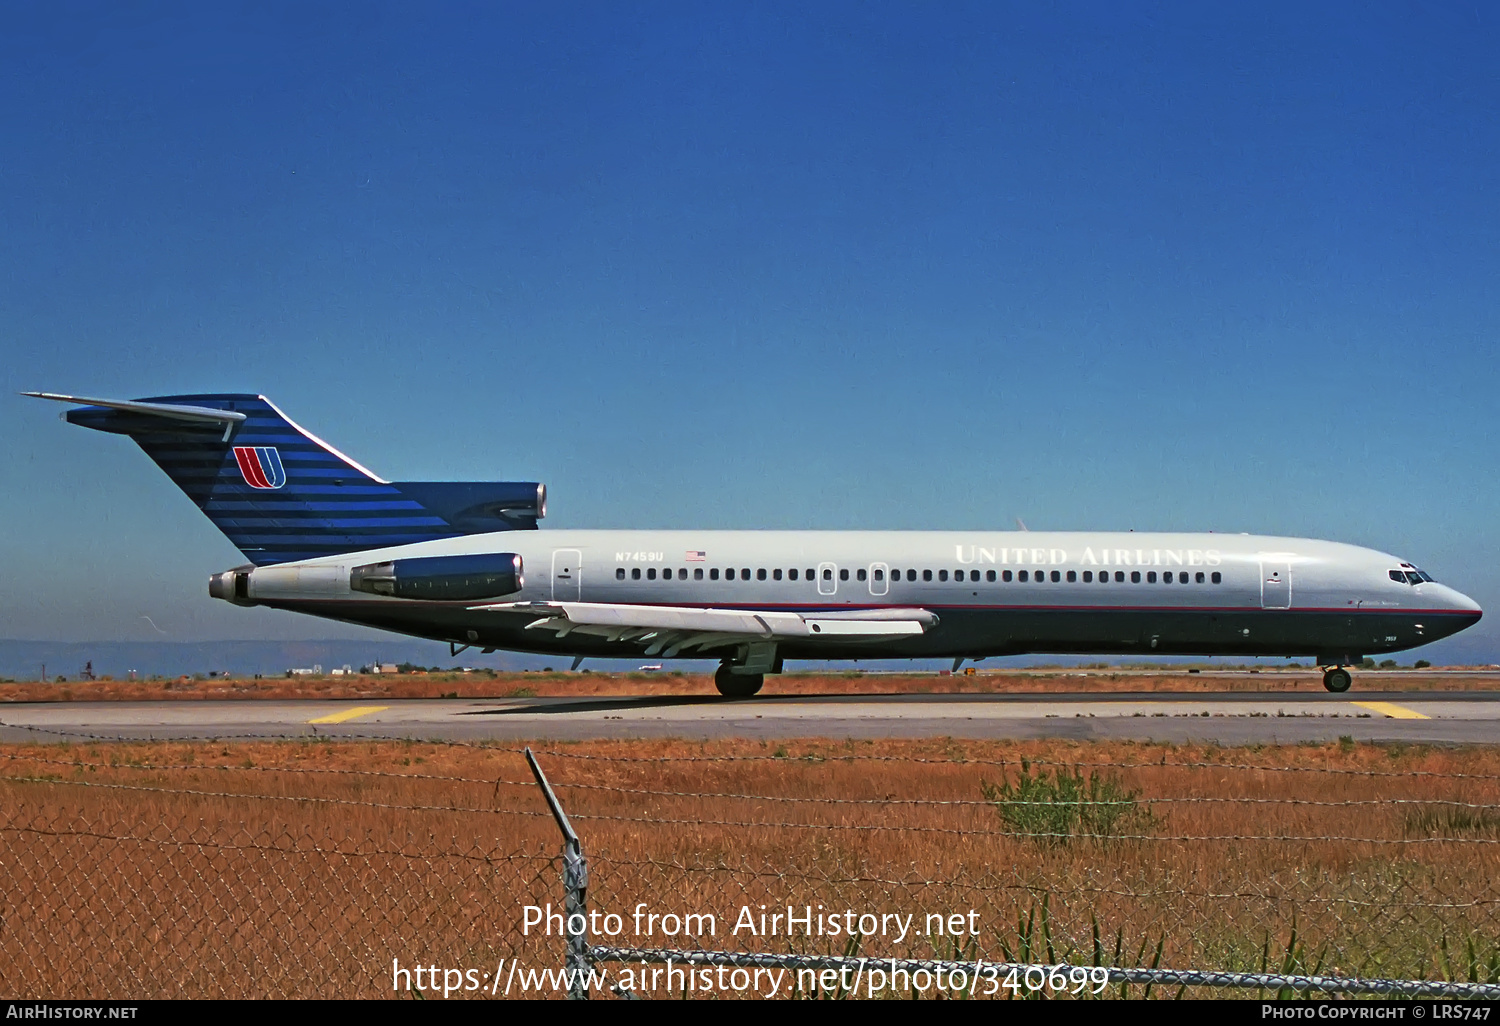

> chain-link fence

[{"left": 1, "top": 733, "right": 1498, "bottom": 998}]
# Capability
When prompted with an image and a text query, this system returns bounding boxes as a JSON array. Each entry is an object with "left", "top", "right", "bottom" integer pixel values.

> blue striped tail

[{"left": 60, "top": 393, "right": 543, "bottom": 564}]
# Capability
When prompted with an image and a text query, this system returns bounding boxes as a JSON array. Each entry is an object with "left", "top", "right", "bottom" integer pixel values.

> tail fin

[{"left": 26, "top": 392, "right": 545, "bottom": 565}]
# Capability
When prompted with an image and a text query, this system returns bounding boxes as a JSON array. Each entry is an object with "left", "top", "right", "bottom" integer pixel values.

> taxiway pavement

[{"left": 3, "top": 690, "right": 1499, "bottom": 745}]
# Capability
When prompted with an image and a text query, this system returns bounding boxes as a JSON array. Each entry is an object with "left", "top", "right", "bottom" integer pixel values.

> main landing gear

[
  {"left": 1322, "top": 666, "right": 1353, "bottom": 693},
  {"left": 714, "top": 663, "right": 764, "bottom": 698},
  {"left": 713, "top": 643, "right": 779, "bottom": 698}
]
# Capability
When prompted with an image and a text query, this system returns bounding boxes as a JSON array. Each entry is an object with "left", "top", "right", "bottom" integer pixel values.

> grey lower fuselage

[{"left": 234, "top": 530, "right": 1482, "bottom": 664}]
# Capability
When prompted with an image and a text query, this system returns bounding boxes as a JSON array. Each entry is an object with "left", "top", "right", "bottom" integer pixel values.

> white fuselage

[{"left": 233, "top": 530, "right": 1481, "bottom": 663}]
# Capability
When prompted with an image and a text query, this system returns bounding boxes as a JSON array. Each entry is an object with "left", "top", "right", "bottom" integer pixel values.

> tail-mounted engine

[{"left": 349, "top": 553, "right": 524, "bottom": 601}]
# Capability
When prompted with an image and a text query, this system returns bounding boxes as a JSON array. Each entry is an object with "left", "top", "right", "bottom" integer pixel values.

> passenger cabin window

[
  {"left": 907, "top": 569, "right": 917, "bottom": 582},
  {"left": 1018, "top": 570, "right": 1028, "bottom": 582},
  {"left": 1002, "top": 570, "right": 1012, "bottom": 582},
  {"left": 986, "top": 570, "right": 996, "bottom": 582},
  {"left": 923, "top": 570, "right": 933, "bottom": 582},
  {"left": 1082, "top": 571, "right": 1092, "bottom": 582},
  {"left": 694, "top": 568, "right": 704, "bottom": 580},
  {"left": 874, "top": 569, "right": 885, "bottom": 581},
  {"left": 616, "top": 568, "right": 625, "bottom": 580},
  {"left": 1115, "top": 571, "right": 1125, "bottom": 583},
  {"left": 806, "top": 569, "right": 815, "bottom": 580},
  {"left": 710, "top": 568, "right": 720, "bottom": 580},
  {"left": 857, "top": 568, "right": 867, "bottom": 582},
  {"left": 1067, "top": 570, "right": 1077, "bottom": 582},
  {"left": 822, "top": 568, "right": 833, "bottom": 581},
  {"left": 939, "top": 570, "right": 948, "bottom": 582},
  {"left": 1211, "top": 572, "right": 1222, "bottom": 584},
  {"left": 1050, "top": 570, "right": 1061, "bottom": 582},
  {"left": 757, "top": 568, "right": 767, "bottom": 581},
  {"left": 839, "top": 569, "right": 849, "bottom": 581},
  {"left": 647, "top": 568, "right": 657, "bottom": 580},
  {"left": 678, "top": 568, "right": 687, "bottom": 580},
  {"left": 1131, "top": 571, "right": 1141, "bottom": 583},
  {"left": 789, "top": 569, "right": 798, "bottom": 581},
  {"left": 742, "top": 568, "right": 751, "bottom": 579},
  {"left": 632, "top": 568, "right": 642, "bottom": 580},
  {"left": 1195, "top": 572, "right": 1204, "bottom": 583},
  {"left": 773, "top": 569, "right": 782, "bottom": 581}
]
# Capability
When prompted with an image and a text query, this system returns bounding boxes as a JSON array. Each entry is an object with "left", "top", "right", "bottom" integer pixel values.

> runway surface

[{"left": 3, "top": 690, "right": 1500, "bottom": 744}]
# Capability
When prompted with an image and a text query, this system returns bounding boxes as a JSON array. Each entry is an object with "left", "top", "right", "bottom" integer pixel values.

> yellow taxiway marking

[
  {"left": 307, "top": 705, "right": 389, "bottom": 725},
  {"left": 1351, "top": 701, "right": 1430, "bottom": 720}
]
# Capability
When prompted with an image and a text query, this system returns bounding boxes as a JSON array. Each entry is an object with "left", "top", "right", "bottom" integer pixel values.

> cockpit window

[
  {"left": 1390, "top": 568, "right": 1436, "bottom": 585},
  {"left": 1389, "top": 570, "right": 1405, "bottom": 583}
]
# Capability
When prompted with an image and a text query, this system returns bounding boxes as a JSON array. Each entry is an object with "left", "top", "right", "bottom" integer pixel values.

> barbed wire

[
  {"left": 7, "top": 722, "right": 1499, "bottom": 781},
  {"left": 0, "top": 750, "right": 521, "bottom": 787},
  {"left": 582, "top": 854, "right": 1500, "bottom": 907},
  {"left": 526, "top": 748, "right": 1500, "bottom": 780},
  {"left": 8, "top": 752, "right": 1499, "bottom": 810},
  {"left": 5, "top": 773, "right": 1495, "bottom": 843},
  {"left": 0, "top": 820, "right": 559, "bottom": 864},
  {"left": 0, "top": 774, "right": 550, "bottom": 818}
]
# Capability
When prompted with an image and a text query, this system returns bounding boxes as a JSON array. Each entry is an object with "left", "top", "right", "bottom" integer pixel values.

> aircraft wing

[{"left": 470, "top": 600, "right": 938, "bottom": 657}]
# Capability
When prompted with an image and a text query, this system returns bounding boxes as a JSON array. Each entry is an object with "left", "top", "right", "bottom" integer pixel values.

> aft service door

[
  {"left": 1260, "top": 560, "right": 1291, "bottom": 609},
  {"left": 552, "top": 549, "right": 582, "bottom": 602}
]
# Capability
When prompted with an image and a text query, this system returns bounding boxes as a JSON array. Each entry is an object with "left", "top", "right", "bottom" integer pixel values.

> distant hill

[{"left": 0, "top": 640, "right": 570, "bottom": 681}]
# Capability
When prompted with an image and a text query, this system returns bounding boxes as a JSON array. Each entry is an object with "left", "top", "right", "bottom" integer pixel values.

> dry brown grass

[
  {"left": 3, "top": 667, "right": 1496, "bottom": 704},
  {"left": 2, "top": 735, "right": 1498, "bottom": 997}
]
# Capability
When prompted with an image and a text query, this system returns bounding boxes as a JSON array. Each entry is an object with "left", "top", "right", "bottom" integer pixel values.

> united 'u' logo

[{"left": 232, "top": 446, "right": 287, "bottom": 489}]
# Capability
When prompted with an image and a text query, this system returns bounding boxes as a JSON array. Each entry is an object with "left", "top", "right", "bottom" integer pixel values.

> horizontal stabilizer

[{"left": 22, "top": 392, "right": 246, "bottom": 440}]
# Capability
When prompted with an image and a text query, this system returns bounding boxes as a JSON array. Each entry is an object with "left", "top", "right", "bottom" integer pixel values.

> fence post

[{"left": 525, "top": 747, "right": 591, "bottom": 1000}]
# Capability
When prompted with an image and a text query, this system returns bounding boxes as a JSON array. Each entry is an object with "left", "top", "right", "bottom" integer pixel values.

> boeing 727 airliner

[{"left": 26, "top": 392, "right": 1482, "bottom": 696}]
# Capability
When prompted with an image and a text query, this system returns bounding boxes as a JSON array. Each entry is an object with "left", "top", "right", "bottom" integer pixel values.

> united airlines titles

[{"left": 954, "top": 546, "right": 1222, "bottom": 567}]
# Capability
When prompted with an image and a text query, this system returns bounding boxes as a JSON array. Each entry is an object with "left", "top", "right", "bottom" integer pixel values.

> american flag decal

[
  {"left": 685, "top": 550, "right": 706, "bottom": 561},
  {"left": 233, "top": 446, "right": 287, "bottom": 489}
]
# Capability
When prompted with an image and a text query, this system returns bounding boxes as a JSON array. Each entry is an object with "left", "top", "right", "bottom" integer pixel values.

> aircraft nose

[{"left": 1436, "top": 584, "right": 1482, "bottom": 618}]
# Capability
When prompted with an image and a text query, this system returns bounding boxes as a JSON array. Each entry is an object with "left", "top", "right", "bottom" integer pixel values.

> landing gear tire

[
  {"left": 714, "top": 664, "right": 764, "bottom": 698},
  {"left": 1322, "top": 667, "right": 1353, "bottom": 693}
]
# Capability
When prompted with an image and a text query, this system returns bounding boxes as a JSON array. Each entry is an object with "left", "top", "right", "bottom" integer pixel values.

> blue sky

[{"left": 3, "top": 3, "right": 1497, "bottom": 660}]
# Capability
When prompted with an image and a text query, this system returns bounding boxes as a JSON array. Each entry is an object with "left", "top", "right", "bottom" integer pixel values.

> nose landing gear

[{"left": 1322, "top": 666, "right": 1353, "bottom": 693}]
